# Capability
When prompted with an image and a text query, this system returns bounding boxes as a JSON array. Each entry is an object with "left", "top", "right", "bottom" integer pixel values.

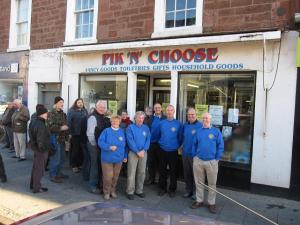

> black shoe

[
  {"left": 208, "top": 204, "right": 217, "bottom": 214},
  {"left": 4, "top": 144, "right": 10, "bottom": 148},
  {"left": 135, "top": 192, "right": 146, "bottom": 198},
  {"left": 169, "top": 191, "right": 176, "bottom": 198},
  {"left": 145, "top": 179, "right": 155, "bottom": 185},
  {"left": 33, "top": 188, "right": 48, "bottom": 193},
  {"left": 183, "top": 192, "right": 192, "bottom": 198},
  {"left": 158, "top": 189, "right": 167, "bottom": 196},
  {"left": 1, "top": 177, "right": 7, "bottom": 183},
  {"left": 127, "top": 194, "right": 134, "bottom": 200},
  {"left": 18, "top": 158, "right": 26, "bottom": 162},
  {"left": 12, "top": 156, "right": 19, "bottom": 158}
]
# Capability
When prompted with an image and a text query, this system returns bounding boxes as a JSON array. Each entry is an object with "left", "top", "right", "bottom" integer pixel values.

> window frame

[
  {"left": 8, "top": 0, "right": 32, "bottom": 52},
  {"left": 152, "top": 0, "right": 203, "bottom": 38},
  {"left": 64, "top": 0, "right": 98, "bottom": 46}
]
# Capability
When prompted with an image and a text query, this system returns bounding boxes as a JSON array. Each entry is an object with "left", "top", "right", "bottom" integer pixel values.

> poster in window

[
  {"left": 17, "top": 86, "right": 23, "bottom": 100},
  {"left": 209, "top": 105, "right": 223, "bottom": 126},
  {"left": 228, "top": 108, "right": 239, "bottom": 123},
  {"left": 195, "top": 104, "right": 208, "bottom": 120},
  {"left": 222, "top": 126, "right": 232, "bottom": 140},
  {"left": 108, "top": 100, "right": 118, "bottom": 115}
]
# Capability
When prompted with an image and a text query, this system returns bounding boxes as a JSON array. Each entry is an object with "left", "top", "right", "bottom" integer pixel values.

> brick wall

[
  {"left": 98, "top": 0, "right": 154, "bottom": 42},
  {"left": 203, "top": 0, "right": 295, "bottom": 33},
  {"left": 30, "top": 0, "right": 66, "bottom": 49},
  {"left": 0, "top": 1, "right": 10, "bottom": 52}
]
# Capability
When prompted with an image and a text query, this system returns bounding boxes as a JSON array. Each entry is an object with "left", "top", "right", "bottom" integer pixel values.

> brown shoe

[
  {"left": 190, "top": 201, "right": 204, "bottom": 209},
  {"left": 50, "top": 176, "right": 63, "bottom": 183},
  {"left": 208, "top": 204, "right": 217, "bottom": 214}
]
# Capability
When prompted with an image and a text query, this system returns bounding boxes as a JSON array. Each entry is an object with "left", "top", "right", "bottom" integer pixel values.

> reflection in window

[
  {"left": 75, "top": 0, "right": 94, "bottom": 39},
  {"left": 0, "top": 80, "right": 23, "bottom": 116},
  {"left": 165, "top": 0, "right": 196, "bottom": 28},
  {"left": 80, "top": 75, "right": 127, "bottom": 115},
  {"left": 179, "top": 73, "right": 255, "bottom": 166}
]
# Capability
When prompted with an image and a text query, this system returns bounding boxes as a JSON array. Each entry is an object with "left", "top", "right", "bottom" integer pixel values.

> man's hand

[
  {"left": 137, "top": 150, "right": 145, "bottom": 158},
  {"left": 60, "top": 125, "right": 69, "bottom": 131},
  {"left": 110, "top": 146, "right": 117, "bottom": 151},
  {"left": 123, "top": 158, "right": 128, "bottom": 163}
]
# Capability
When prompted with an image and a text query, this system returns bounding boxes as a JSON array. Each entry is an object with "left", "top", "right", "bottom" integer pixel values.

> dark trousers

[
  {"left": 30, "top": 151, "right": 48, "bottom": 191},
  {"left": 81, "top": 142, "right": 90, "bottom": 181},
  {"left": 0, "top": 153, "right": 7, "bottom": 181},
  {"left": 158, "top": 148, "right": 178, "bottom": 192},
  {"left": 4, "top": 126, "right": 13, "bottom": 148},
  {"left": 70, "top": 136, "right": 83, "bottom": 168},
  {"left": 182, "top": 156, "right": 195, "bottom": 194},
  {"left": 147, "top": 143, "right": 160, "bottom": 182}
]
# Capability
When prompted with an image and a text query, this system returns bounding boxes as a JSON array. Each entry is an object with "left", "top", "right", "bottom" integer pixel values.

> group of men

[{"left": 0, "top": 98, "right": 224, "bottom": 214}]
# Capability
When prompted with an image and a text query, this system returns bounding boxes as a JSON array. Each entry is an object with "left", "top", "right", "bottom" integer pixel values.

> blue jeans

[
  {"left": 87, "top": 142, "right": 99, "bottom": 190},
  {"left": 49, "top": 142, "right": 65, "bottom": 178}
]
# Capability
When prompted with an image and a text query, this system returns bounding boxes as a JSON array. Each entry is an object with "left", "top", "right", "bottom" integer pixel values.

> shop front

[
  {"left": 28, "top": 31, "right": 298, "bottom": 192},
  {"left": 0, "top": 51, "right": 28, "bottom": 115}
]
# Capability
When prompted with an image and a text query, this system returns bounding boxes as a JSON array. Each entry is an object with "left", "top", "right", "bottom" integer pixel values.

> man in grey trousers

[
  {"left": 11, "top": 99, "right": 30, "bottom": 161},
  {"left": 126, "top": 111, "right": 151, "bottom": 200}
]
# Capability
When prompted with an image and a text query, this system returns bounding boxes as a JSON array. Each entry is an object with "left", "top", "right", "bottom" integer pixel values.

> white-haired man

[
  {"left": 191, "top": 112, "right": 224, "bottom": 214},
  {"left": 11, "top": 99, "right": 30, "bottom": 161},
  {"left": 86, "top": 100, "right": 111, "bottom": 193}
]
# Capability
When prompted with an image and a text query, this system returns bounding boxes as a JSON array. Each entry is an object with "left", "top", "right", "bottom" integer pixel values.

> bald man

[{"left": 191, "top": 112, "right": 224, "bottom": 214}]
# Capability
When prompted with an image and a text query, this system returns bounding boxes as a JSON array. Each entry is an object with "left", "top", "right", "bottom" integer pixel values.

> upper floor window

[
  {"left": 165, "top": 0, "right": 196, "bottom": 28},
  {"left": 75, "top": 0, "right": 94, "bottom": 39},
  {"left": 8, "top": 0, "right": 32, "bottom": 51},
  {"left": 65, "top": 0, "right": 98, "bottom": 45},
  {"left": 152, "top": 0, "right": 203, "bottom": 38}
]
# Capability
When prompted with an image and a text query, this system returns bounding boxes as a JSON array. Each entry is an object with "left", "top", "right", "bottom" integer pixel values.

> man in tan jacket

[{"left": 11, "top": 99, "right": 30, "bottom": 161}]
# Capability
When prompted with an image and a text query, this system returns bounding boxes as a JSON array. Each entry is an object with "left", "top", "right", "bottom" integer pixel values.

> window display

[
  {"left": 179, "top": 73, "right": 255, "bottom": 166},
  {"left": 80, "top": 75, "right": 127, "bottom": 114},
  {"left": 0, "top": 79, "right": 23, "bottom": 115}
]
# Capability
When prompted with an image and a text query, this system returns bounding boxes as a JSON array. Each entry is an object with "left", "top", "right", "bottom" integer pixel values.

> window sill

[
  {"left": 151, "top": 26, "right": 203, "bottom": 38},
  {"left": 7, "top": 45, "right": 30, "bottom": 52},
  {"left": 63, "top": 38, "right": 98, "bottom": 46}
]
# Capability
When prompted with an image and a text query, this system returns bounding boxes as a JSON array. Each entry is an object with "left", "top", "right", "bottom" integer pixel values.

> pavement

[{"left": 0, "top": 144, "right": 300, "bottom": 225}]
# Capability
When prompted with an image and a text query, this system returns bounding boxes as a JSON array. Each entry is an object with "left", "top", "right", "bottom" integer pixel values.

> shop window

[
  {"left": 64, "top": 0, "right": 98, "bottom": 45},
  {"left": 0, "top": 79, "right": 23, "bottom": 116},
  {"left": 179, "top": 73, "right": 256, "bottom": 166},
  {"left": 8, "top": 0, "right": 32, "bottom": 51},
  {"left": 80, "top": 75, "right": 127, "bottom": 115},
  {"left": 152, "top": 0, "right": 203, "bottom": 38}
]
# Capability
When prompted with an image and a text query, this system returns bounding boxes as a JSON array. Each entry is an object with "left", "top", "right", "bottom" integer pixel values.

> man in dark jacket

[
  {"left": 2, "top": 102, "right": 15, "bottom": 150},
  {"left": 29, "top": 105, "right": 51, "bottom": 193},
  {"left": 47, "top": 97, "right": 70, "bottom": 183}
]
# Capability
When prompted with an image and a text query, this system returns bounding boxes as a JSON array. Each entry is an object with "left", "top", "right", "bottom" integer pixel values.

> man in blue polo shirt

[
  {"left": 158, "top": 104, "right": 182, "bottom": 198},
  {"left": 182, "top": 108, "right": 202, "bottom": 199},
  {"left": 191, "top": 112, "right": 224, "bottom": 214}
]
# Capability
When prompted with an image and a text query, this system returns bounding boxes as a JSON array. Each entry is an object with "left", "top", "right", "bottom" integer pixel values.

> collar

[
  {"left": 111, "top": 127, "right": 119, "bottom": 131},
  {"left": 188, "top": 119, "right": 198, "bottom": 125}
]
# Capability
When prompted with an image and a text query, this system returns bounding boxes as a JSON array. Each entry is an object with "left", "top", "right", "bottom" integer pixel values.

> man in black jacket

[
  {"left": 29, "top": 105, "right": 52, "bottom": 193},
  {"left": 2, "top": 102, "right": 15, "bottom": 150}
]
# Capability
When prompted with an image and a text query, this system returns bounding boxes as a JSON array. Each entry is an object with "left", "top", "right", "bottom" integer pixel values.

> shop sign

[
  {"left": 85, "top": 47, "right": 244, "bottom": 73},
  {"left": 0, "top": 63, "right": 19, "bottom": 73}
]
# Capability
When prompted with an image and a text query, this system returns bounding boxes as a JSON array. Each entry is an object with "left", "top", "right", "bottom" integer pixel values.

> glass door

[{"left": 136, "top": 75, "right": 150, "bottom": 111}]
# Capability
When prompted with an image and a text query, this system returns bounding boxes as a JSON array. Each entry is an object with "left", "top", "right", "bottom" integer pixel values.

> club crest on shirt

[
  {"left": 208, "top": 134, "right": 215, "bottom": 139},
  {"left": 143, "top": 131, "right": 147, "bottom": 137},
  {"left": 191, "top": 129, "right": 196, "bottom": 135},
  {"left": 119, "top": 136, "right": 123, "bottom": 141},
  {"left": 171, "top": 127, "right": 176, "bottom": 132}
]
